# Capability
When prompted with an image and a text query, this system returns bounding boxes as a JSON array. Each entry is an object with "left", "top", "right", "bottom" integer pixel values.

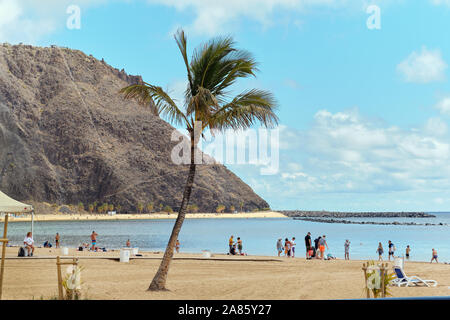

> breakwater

[
  {"left": 280, "top": 210, "right": 435, "bottom": 218},
  {"left": 292, "top": 217, "right": 446, "bottom": 226}
]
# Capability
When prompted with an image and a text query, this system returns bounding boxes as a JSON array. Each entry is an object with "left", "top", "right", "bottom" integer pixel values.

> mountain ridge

[{"left": 0, "top": 43, "right": 269, "bottom": 213}]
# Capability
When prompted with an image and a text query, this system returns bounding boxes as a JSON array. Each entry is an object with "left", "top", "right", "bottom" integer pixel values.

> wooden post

[
  {"left": 362, "top": 262, "right": 370, "bottom": 298},
  {"left": 56, "top": 256, "right": 64, "bottom": 300},
  {"left": 56, "top": 256, "right": 79, "bottom": 300},
  {"left": 0, "top": 214, "right": 9, "bottom": 300},
  {"left": 380, "top": 263, "right": 386, "bottom": 298}
]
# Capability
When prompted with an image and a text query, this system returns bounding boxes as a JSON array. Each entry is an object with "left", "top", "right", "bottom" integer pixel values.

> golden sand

[
  {"left": 1, "top": 247, "right": 449, "bottom": 300},
  {"left": 0, "top": 211, "right": 286, "bottom": 223}
]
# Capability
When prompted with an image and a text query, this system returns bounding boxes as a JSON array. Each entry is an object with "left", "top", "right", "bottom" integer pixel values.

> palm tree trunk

[{"left": 148, "top": 132, "right": 197, "bottom": 291}]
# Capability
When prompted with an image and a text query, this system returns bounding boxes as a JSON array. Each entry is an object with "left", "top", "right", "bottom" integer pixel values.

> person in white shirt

[
  {"left": 24, "top": 232, "right": 35, "bottom": 257},
  {"left": 291, "top": 237, "right": 296, "bottom": 258}
]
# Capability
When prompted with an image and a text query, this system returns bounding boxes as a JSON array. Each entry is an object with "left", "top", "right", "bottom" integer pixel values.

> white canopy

[{"left": 0, "top": 190, "right": 33, "bottom": 213}]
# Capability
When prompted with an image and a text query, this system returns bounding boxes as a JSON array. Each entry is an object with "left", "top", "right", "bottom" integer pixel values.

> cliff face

[{"left": 0, "top": 44, "right": 269, "bottom": 212}]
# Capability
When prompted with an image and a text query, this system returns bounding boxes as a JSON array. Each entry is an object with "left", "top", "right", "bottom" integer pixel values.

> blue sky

[{"left": 2, "top": 0, "right": 450, "bottom": 211}]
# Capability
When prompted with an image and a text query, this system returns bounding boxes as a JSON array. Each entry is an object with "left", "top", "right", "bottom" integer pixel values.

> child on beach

[
  {"left": 176, "top": 239, "right": 180, "bottom": 253},
  {"left": 431, "top": 248, "right": 438, "bottom": 263},
  {"left": 406, "top": 245, "right": 411, "bottom": 260},
  {"left": 126, "top": 239, "right": 131, "bottom": 247},
  {"left": 377, "top": 243, "right": 384, "bottom": 261}
]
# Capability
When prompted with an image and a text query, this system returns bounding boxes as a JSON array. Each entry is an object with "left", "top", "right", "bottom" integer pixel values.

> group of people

[
  {"left": 228, "top": 235, "right": 245, "bottom": 255},
  {"left": 276, "top": 237, "right": 297, "bottom": 257},
  {"left": 305, "top": 233, "right": 334, "bottom": 260},
  {"left": 376, "top": 241, "right": 439, "bottom": 263}
]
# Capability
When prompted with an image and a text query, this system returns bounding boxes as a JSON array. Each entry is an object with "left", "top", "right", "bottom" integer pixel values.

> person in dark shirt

[
  {"left": 305, "top": 232, "right": 312, "bottom": 259},
  {"left": 388, "top": 240, "right": 395, "bottom": 261}
]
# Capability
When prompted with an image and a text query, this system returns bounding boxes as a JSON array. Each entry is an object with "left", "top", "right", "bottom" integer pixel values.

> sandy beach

[
  {"left": 1, "top": 247, "right": 449, "bottom": 300},
  {"left": 0, "top": 211, "right": 286, "bottom": 223}
]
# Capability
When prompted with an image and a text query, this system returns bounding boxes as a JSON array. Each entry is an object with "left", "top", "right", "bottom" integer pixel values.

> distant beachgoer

[
  {"left": 276, "top": 238, "right": 283, "bottom": 257},
  {"left": 91, "top": 231, "right": 98, "bottom": 251},
  {"left": 126, "top": 239, "right": 131, "bottom": 247},
  {"left": 344, "top": 240, "right": 350, "bottom": 260},
  {"left": 388, "top": 241, "right": 395, "bottom": 260},
  {"left": 284, "top": 238, "right": 291, "bottom": 257},
  {"left": 55, "top": 233, "right": 60, "bottom": 248},
  {"left": 291, "top": 237, "right": 296, "bottom": 258},
  {"left": 229, "top": 235, "right": 234, "bottom": 253},
  {"left": 406, "top": 245, "right": 411, "bottom": 260},
  {"left": 377, "top": 243, "right": 384, "bottom": 261},
  {"left": 230, "top": 244, "right": 237, "bottom": 255},
  {"left": 305, "top": 232, "right": 312, "bottom": 259},
  {"left": 23, "top": 232, "right": 35, "bottom": 257},
  {"left": 43, "top": 241, "right": 52, "bottom": 248},
  {"left": 319, "top": 235, "right": 328, "bottom": 260},
  {"left": 431, "top": 248, "right": 438, "bottom": 263},
  {"left": 176, "top": 239, "right": 180, "bottom": 253},
  {"left": 237, "top": 237, "right": 243, "bottom": 255}
]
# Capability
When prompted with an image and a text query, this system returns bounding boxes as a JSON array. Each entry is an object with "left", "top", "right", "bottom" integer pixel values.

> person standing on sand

[
  {"left": 91, "top": 231, "right": 98, "bottom": 251},
  {"left": 344, "top": 239, "right": 350, "bottom": 260},
  {"left": 237, "top": 237, "right": 243, "bottom": 255},
  {"left": 377, "top": 243, "right": 384, "bottom": 261},
  {"left": 284, "top": 238, "right": 291, "bottom": 257},
  {"left": 431, "top": 248, "right": 438, "bottom": 263},
  {"left": 305, "top": 232, "right": 312, "bottom": 259},
  {"left": 176, "top": 239, "right": 180, "bottom": 253},
  {"left": 55, "top": 233, "right": 60, "bottom": 249},
  {"left": 291, "top": 237, "right": 296, "bottom": 258},
  {"left": 388, "top": 240, "right": 395, "bottom": 261},
  {"left": 319, "top": 235, "right": 328, "bottom": 260},
  {"left": 126, "top": 239, "right": 131, "bottom": 247},
  {"left": 276, "top": 238, "right": 283, "bottom": 257},
  {"left": 229, "top": 235, "right": 234, "bottom": 254},
  {"left": 314, "top": 236, "right": 321, "bottom": 259},
  {"left": 406, "top": 245, "right": 411, "bottom": 260}
]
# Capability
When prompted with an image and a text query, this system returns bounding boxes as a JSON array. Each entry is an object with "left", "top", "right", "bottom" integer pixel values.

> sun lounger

[{"left": 390, "top": 266, "right": 437, "bottom": 287}]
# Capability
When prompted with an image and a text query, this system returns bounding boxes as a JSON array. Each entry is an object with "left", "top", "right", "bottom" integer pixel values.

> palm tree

[
  {"left": 120, "top": 29, "right": 278, "bottom": 291},
  {"left": 146, "top": 202, "right": 154, "bottom": 213}
]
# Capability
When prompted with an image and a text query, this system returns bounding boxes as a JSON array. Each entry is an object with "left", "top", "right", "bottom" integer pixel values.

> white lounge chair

[{"left": 390, "top": 266, "right": 437, "bottom": 287}]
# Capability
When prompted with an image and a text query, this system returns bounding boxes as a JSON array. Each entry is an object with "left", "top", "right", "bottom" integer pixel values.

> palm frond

[
  {"left": 174, "top": 29, "right": 194, "bottom": 93},
  {"left": 208, "top": 89, "right": 278, "bottom": 131},
  {"left": 119, "top": 83, "right": 190, "bottom": 128}
]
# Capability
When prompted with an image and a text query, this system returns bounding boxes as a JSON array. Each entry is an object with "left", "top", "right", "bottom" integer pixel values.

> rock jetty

[
  {"left": 280, "top": 210, "right": 435, "bottom": 218},
  {"left": 292, "top": 217, "right": 446, "bottom": 226}
]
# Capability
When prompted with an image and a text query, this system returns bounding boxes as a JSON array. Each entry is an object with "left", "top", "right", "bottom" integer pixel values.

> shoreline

[
  {"left": 0, "top": 211, "right": 287, "bottom": 223},
  {"left": 2, "top": 247, "right": 449, "bottom": 300}
]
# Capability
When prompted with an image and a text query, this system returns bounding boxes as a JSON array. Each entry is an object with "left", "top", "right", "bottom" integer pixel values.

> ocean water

[{"left": 3, "top": 212, "right": 450, "bottom": 262}]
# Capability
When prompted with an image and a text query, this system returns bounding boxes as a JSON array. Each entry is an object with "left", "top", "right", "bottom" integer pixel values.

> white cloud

[
  {"left": 435, "top": 97, "right": 450, "bottom": 115},
  {"left": 147, "top": 0, "right": 394, "bottom": 36},
  {"left": 0, "top": 0, "right": 107, "bottom": 43},
  {"left": 397, "top": 47, "right": 448, "bottom": 83},
  {"left": 265, "top": 109, "right": 450, "bottom": 196},
  {"left": 430, "top": 0, "right": 450, "bottom": 6}
]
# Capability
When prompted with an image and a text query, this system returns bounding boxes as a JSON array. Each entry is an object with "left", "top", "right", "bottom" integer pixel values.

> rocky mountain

[{"left": 0, "top": 43, "right": 269, "bottom": 213}]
